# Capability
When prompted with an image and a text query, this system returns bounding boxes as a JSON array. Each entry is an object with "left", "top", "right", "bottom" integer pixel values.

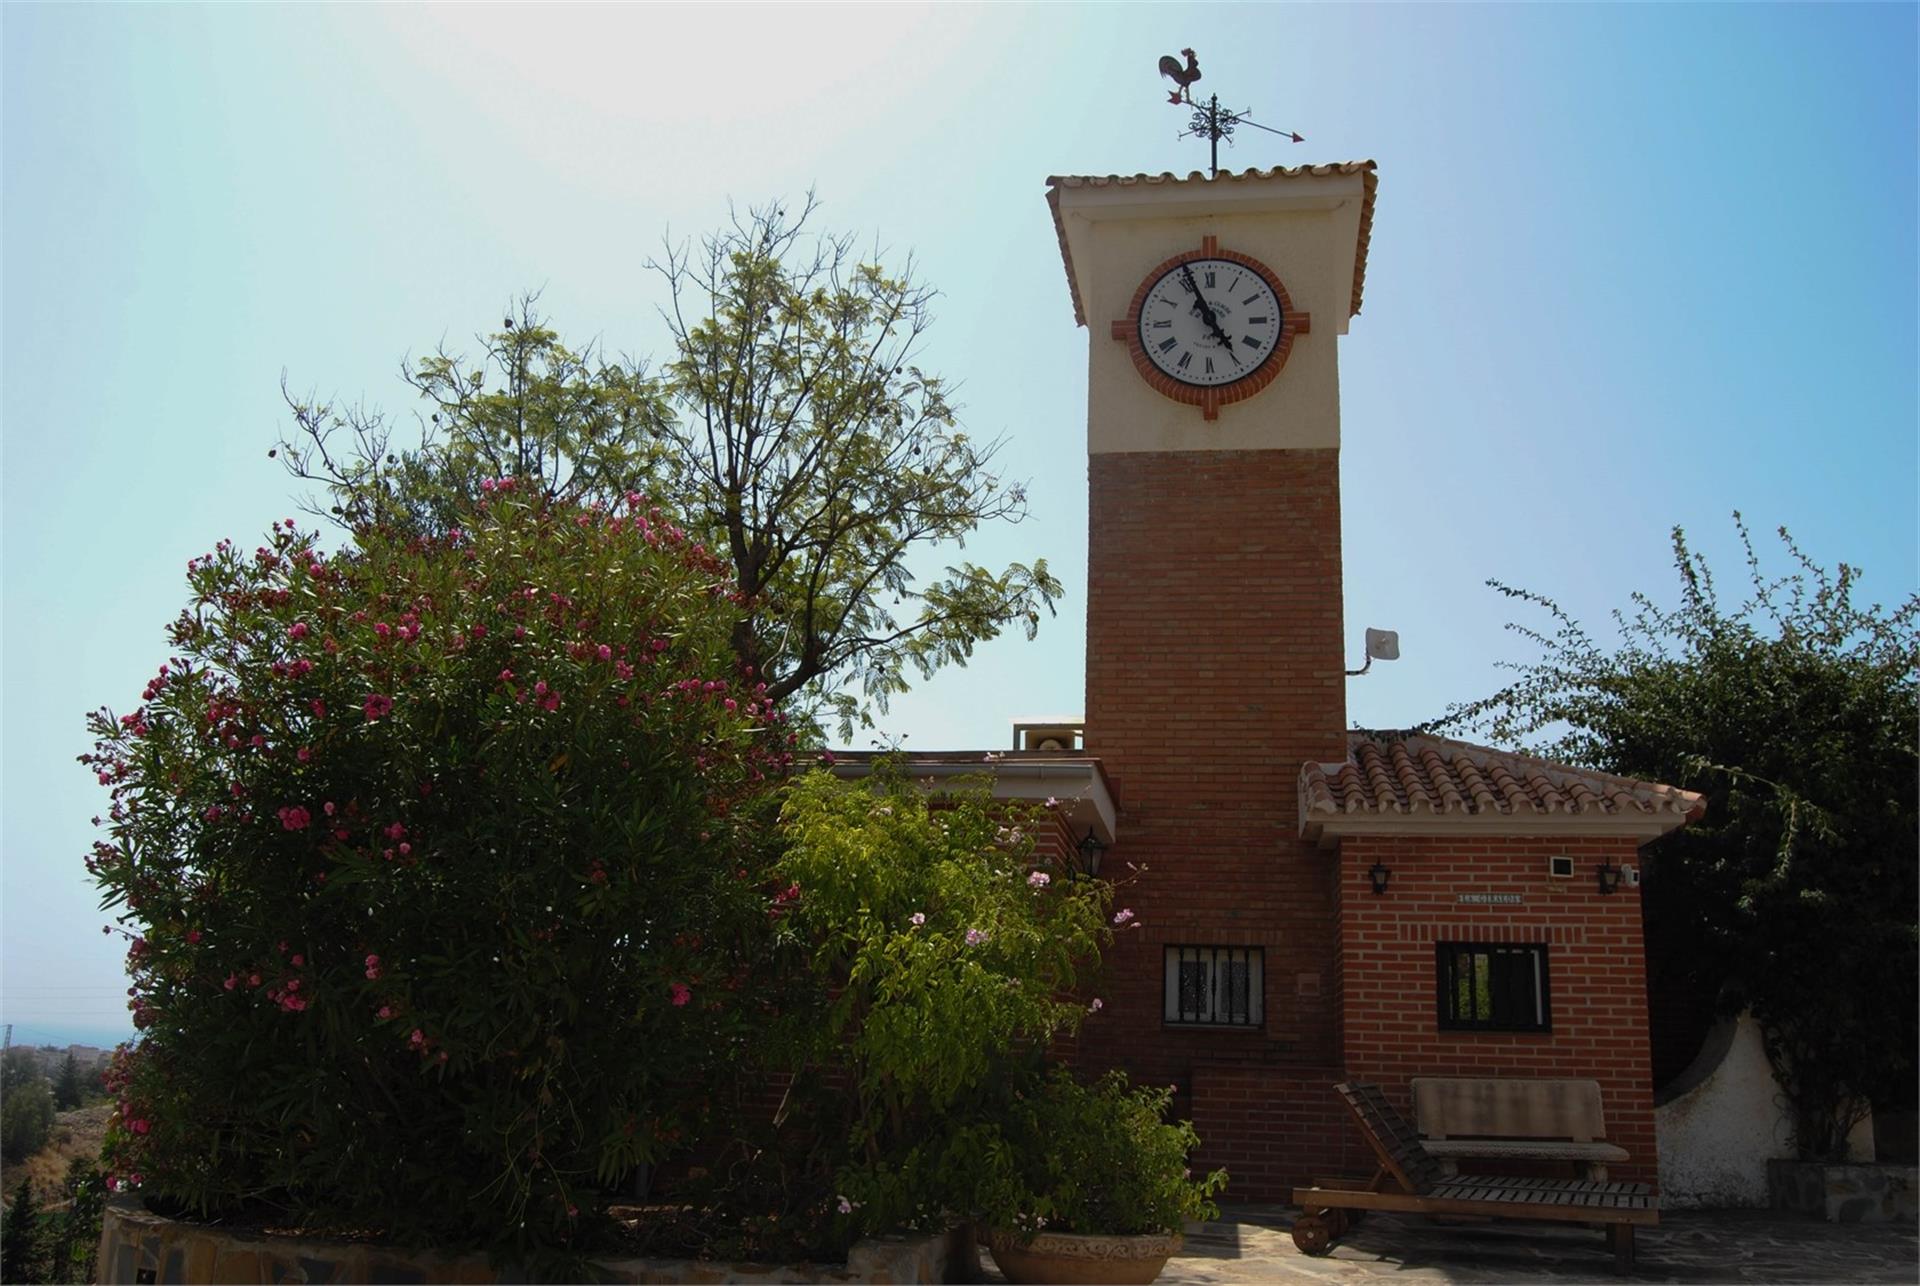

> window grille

[
  {"left": 1435, "top": 941, "right": 1551, "bottom": 1032},
  {"left": 1163, "top": 945, "right": 1263, "bottom": 1028}
]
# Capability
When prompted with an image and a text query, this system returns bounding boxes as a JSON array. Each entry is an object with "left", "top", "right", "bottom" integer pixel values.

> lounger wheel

[{"left": 1291, "top": 1212, "right": 1335, "bottom": 1256}]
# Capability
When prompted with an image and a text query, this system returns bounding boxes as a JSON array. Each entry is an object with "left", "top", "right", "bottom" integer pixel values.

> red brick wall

[
  {"left": 1077, "top": 448, "right": 1351, "bottom": 1199},
  {"left": 1336, "top": 833, "right": 1659, "bottom": 1187}
]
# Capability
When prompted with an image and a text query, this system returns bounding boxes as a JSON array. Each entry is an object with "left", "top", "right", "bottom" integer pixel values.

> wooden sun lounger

[{"left": 1289, "top": 1082, "right": 1658, "bottom": 1274}]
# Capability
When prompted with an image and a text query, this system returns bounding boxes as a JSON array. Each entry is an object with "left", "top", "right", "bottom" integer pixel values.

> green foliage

[
  {"left": 80, "top": 490, "right": 799, "bottom": 1257},
  {"left": 46, "top": 1160, "right": 105, "bottom": 1286},
  {"left": 768, "top": 766, "right": 1111, "bottom": 1239},
  {"left": 652, "top": 199, "right": 1059, "bottom": 734},
  {"left": 278, "top": 198, "right": 1061, "bottom": 738},
  {"left": 51, "top": 1056, "right": 83, "bottom": 1113},
  {"left": 0, "top": 1049, "right": 39, "bottom": 1096},
  {"left": 1, "top": 1177, "right": 45, "bottom": 1285},
  {"left": 965, "top": 1067, "right": 1226, "bottom": 1239},
  {"left": 1436, "top": 516, "right": 1918, "bottom": 1159},
  {"left": 1, "top": 1076, "right": 54, "bottom": 1164}
]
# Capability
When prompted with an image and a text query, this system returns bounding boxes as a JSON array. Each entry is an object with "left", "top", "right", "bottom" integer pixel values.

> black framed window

[
  {"left": 1163, "top": 946, "right": 1263, "bottom": 1028},
  {"left": 1436, "top": 941, "right": 1550, "bottom": 1032}
]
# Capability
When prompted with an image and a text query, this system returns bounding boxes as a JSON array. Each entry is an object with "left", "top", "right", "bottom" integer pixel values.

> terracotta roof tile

[
  {"left": 1045, "top": 162, "right": 1378, "bottom": 327},
  {"left": 1298, "top": 732, "right": 1704, "bottom": 842}
]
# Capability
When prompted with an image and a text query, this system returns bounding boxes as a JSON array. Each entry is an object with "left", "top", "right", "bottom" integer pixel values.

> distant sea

[{"left": 3, "top": 1021, "right": 136, "bottom": 1050}]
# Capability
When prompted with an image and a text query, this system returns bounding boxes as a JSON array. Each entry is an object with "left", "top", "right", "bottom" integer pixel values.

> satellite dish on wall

[{"left": 1347, "top": 627, "right": 1401, "bottom": 677}]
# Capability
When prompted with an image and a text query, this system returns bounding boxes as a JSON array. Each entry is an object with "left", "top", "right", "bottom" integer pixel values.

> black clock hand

[{"left": 1178, "top": 264, "right": 1238, "bottom": 355}]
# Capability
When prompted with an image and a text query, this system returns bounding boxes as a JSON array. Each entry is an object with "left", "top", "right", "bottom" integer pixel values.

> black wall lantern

[
  {"left": 1077, "top": 829, "right": 1108, "bottom": 880},
  {"left": 1368, "top": 861, "right": 1392, "bottom": 895},
  {"left": 1595, "top": 861, "right": 1625, "bottom": 895}
]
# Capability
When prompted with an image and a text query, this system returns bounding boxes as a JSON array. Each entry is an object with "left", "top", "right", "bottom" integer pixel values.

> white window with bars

[{"left": 1163, "top": 945, "right": 1264, "bottom": 1028}]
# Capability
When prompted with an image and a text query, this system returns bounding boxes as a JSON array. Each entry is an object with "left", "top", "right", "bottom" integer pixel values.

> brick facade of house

[{"left": 1335, "top": 833, "right": 1659, "bottom": 1187}]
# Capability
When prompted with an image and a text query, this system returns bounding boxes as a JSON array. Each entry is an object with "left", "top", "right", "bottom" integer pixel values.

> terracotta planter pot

[{"left": 983, "top": 1226, "right": 1182, "bottom": 1285}]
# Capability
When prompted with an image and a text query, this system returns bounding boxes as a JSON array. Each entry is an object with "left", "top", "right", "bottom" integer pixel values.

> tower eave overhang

[{"left": 1047, "top": 162, "right": 1378, "bottom": 328}]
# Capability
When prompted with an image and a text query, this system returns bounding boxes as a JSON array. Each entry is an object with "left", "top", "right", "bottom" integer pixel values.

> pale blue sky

[{"left": 4, "top": 3, "right": 1914, "bottom": 1047}]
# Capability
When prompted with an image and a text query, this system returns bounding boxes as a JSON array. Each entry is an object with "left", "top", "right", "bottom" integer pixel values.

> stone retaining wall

[
  {"left": 97, "top": 1195, "right": 975, "bottom": 1284},
  {"left": 1767, "top": 1160, "right": 1919, "bottom": 1225}
]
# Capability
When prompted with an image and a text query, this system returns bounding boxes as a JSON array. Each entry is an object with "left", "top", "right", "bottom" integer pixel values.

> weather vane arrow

[{"left": 1157, "top": 48, "right": 1303, "bottom": 179}]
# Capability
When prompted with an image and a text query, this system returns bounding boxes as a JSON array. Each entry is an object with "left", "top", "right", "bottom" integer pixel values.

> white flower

[
  {"left": 1088, "top": 997, "right": 1103, "bottom": 1013},
  {"left": 1112, "top": 908, "right": 1135, "bottom": 926},
  {"left": 965, "top": 928, "right": 990, "bottom": 946},
  {"left": 1027, "top": 870, "right": 1051, "bottom": 889},
  {"left": 909, "top": 912, "right": 926, "bottom": 927}
]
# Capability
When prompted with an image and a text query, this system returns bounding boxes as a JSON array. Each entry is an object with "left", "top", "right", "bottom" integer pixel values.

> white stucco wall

[{"left": 1656, "top": 1013, "right": 1874, "bottom": 1208}]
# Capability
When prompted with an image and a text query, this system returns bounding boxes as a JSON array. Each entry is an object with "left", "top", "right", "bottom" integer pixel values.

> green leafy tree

[
  {"left": 1435, "top": 516, "right": 1918, "bottom": 1159},
  {"left": 47, "top": 1159, "right": 105, "bottom": 1286},
  {"left": 1, "top": 1076, "right": 54, "bottom": 1164},
  {"left": 1, "top": 1177, "right": 46, "bottom": 1285},
  {"left": 51, "top": 1055, "right": 82, "bottom": 1112},
  {"left": 81, "top": 490, "right": 799, "bottom": 1261},
  {"left": 768, "top": 766, "right": 1113, "bottom": 1241},
  {"left": 278, "top": 198, "right": 1059, "bottom": 737}
]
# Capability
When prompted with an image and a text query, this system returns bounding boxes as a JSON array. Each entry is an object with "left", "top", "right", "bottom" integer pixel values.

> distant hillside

[{"left": 0, "top": 1105, "right": 109, "bottom": 1208}]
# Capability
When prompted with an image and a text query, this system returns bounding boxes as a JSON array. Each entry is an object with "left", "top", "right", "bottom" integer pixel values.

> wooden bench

[
  {"left": 1290, "top": 1082, "right": 1657, "bottom": 1274},
  {"left": 1412, "top": 1076, "right": 1629, "bottom": 1180}
]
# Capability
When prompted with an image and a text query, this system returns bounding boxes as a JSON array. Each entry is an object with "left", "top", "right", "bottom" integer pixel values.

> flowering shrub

[
  {"left": 768, "top": 766, "right": 1112, "bottom": 1240},
  {"left": 971, "top": 1067, "right": 1227, "bottom": 1239},
  {"left": 82, "top": 488, "right": 796, "bottom": 1257}
]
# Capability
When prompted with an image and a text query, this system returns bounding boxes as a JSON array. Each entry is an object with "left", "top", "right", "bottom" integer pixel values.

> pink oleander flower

[
  {"left": 539, "top": 692, "right": 560, "bottom": 712},
  {"left": 409, "top": 1028, "right": 425, "bottom": 1048},
  {"left": 223, "top": 974, "right": 238, "bottom": 991},
  {"left": 965, "top": 928, "right": 989, "bottom": 946},
  {"left": 296, "top": 747, "right": 311, "bottom": 762},
  {"left": 288, "top": 621, "right": 309, "bottom": 640},
  {"left": 363, "top": 693, "right": 394, "bottom": 720},
  {"left": 278, "top": 805, "right": 311, "bottom": 831},
  {"left": 377, "top": 1005, "right": 394, "bottom": 1020},
  {"left": 669, "top": 982, "right": 692, "bottom": 1007},
  {"left": 311, "top": 699, "right": 327, "bottom": 718},
  {"left": 365, "top": 954, "right": 382, "bottom": 979},
  {"left": 596, "top": 643, "right": 612, "bottom": 661},
  {"left": 1027, "top": 870, "right": 1051, "bottom": 889},
  {"left": 1112, "top": 908, "right": 1135, "bottom": 926},
  {"left": 290, "top": 954, "right": 304, "bottom": 967}
]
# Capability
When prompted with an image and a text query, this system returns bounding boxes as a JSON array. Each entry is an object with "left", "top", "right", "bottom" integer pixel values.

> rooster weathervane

[{"left": 1157, "top": 48, "right": 1303, "bottom": 179}]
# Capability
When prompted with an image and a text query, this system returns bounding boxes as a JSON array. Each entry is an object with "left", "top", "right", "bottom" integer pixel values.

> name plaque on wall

[{"left": 1457, "top": 893, "right": 1522, "bottom": 905}]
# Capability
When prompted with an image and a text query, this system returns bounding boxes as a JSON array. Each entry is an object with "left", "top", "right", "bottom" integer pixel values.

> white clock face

[{"left": 1136, "top": 258, "right": 1284, "bottom": 387}]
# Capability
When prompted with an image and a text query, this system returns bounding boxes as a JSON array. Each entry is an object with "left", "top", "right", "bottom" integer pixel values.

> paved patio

[{"left": 981, "top": 1205, "right": 1919, "bottom": 1283}]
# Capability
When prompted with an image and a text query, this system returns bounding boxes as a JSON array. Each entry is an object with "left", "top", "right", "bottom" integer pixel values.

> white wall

[{"left": 1656, "top": 1012, "right": 1874, "bottom": 1208}]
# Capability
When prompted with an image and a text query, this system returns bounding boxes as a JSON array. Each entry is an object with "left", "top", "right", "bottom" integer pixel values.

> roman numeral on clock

[
  {"left": 1157, "top": 337, "right": 1178, "bottom": 353},
  {"left": 1176, "top": 352, "right": 1193, "bottom": 370},
  {"left": 1241, "top": 335, "right": 1262, "bottom": 349}
]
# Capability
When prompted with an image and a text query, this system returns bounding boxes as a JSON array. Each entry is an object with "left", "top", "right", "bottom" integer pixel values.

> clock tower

[{"left": 1047, "top": 163, "right": 1378, "bottom": 1159}]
